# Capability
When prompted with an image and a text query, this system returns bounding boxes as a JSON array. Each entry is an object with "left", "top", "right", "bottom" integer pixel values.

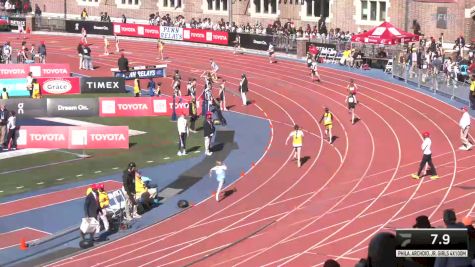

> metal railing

[{"left": 392, "top": 59, "right": 471, "bottom": 105}]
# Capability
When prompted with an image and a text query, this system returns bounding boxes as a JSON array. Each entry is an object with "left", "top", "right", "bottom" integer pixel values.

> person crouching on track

[
  {"left": 97, "top": 184, "right": 110, "bottom": 233},
  {"left": 285, "top": 124, "right": 304, "bottom": 167},
  {"left": 135, "top": 171, "right": 158, "bottom": 201},
  {"left": 123, "top": 162, "right": 141, "bottom": 221},
  {"left": 411, "top": 131, "right": 439, "bottom": 180},
  {"left": 319, "top": 107, "right": 334, "bottom": 143},
  {"left": 459, "top": 106, "right": 472, "bottom": 150}
]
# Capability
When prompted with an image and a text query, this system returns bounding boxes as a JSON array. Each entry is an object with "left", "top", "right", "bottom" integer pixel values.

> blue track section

[{"left": 0, "top": 111, "right": 269, "bottom": 266}]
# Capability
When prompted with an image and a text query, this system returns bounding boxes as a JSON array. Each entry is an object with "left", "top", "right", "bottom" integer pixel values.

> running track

[{"left": 4, "top": 33, "right": 475, "bottom": 266}]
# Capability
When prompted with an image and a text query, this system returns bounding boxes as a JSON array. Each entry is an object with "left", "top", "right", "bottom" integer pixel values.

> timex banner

[
  {"left": 80, "top": 77, "right": 126, "bottom": 93},
  {"left": 65, "top": 20, "right": 113, "bottom": 35},
  {"left": 46, "top": 98, "right": 99, "bottom": 117}
]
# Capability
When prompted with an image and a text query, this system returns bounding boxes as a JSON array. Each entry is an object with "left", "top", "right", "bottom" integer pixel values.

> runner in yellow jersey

[
  {"left": 285, "top": 124, "right": 304, "bottom": 167},
  {"left": 319, "top": 107, "right": 333, "bottom": 143},
  {"left": 133, "top": 74, "right": 141, "bottom": 97}
]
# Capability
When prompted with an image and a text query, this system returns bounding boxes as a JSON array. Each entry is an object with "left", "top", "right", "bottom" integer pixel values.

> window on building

[
  {"left": 205, "top": 0, "right": 227, "bottom": 12},
  {"left": 162, "top": 0, "right": 182, "bottom": 8},
  {"left": 360, "top": 0, "right": 387, "bottom": 22},
  {"left": 304, "top": 0, "right": 328, "bottom": 18},
  {"left": 254, "top": 0, "right": 278, "bottom": 14}
]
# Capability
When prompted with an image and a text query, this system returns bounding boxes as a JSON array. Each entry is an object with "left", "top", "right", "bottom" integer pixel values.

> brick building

[{"left": 34, "top": 0, "right": 474, "bottom": 42}]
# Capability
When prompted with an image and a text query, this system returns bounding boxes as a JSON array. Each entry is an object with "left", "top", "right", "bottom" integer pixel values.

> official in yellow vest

[
  {"left": 1, "top": 88, "right": 9, "bottom": 100},
  {"left": 32, "top": 80, "right": 41, "bottom": 99},
  {"left": 133, "top": 74, "right": 141, "bottom": 97},
  {"left": 285, "top": 124, "right": 304, "bottom": 167},
  {"left": 319, "top": 107, "right": 334, "bottom": 143},
  {"left": 97, "top": 184, "right": 109, "bottom": 232},
  {"left": 135, "top": 172, "right": 158, "bottom": 200}
]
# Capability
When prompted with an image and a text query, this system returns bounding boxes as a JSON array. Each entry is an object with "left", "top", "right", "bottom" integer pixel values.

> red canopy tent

[{"left": 351, "top": 21, "right": 420, "bottom": 45}]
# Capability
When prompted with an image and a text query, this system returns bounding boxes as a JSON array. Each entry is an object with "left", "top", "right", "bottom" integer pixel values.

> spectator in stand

[
  {"left": 0, "top": 105, "right": 8, "bottom": 148},
  {"left": 34, "top": 4, "right": 42, "bottom": 27},
  {"left": 455, "top": 35, "right": 465, "bottom": 58},
  {"left": 122, "top": 162, "right": 141, "bottom": 221},
  {"left": 412, "top": 215, "right": 436, "bottom": 267},
  {"left": 434, "top": 209, "right": 472, "bottom": 267},
  {"left": 80, "top": 8, "right": 88, "bottom": 21},
  {"left": 322, "top": 259, "right": 340, "bottom": 267},
  {"left": 103, "top": 12, "right": 111, "bottom": 22},
  {"left": 99, "top": 12, "right": 104, "bottom": 22},
  {"left": 121, "top": 14, "right": 127, "bottom": 24}
]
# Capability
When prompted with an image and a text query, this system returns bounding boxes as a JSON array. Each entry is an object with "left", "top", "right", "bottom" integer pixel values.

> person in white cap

[
  {"left": 411, "top": 131, "right": 439, "bottom": 180},
  {"left": 209, "top": 161, "right": 227, "bottom": 201},
  {"left": 459, "top": 106, "right": 472, "bottom": 150}
]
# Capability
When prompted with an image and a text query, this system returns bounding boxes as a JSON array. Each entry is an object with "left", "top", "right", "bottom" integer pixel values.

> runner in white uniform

[
  {"left": 459, "top": 106, "right": 472, "bottom": 150},
  {"left": 311, "top": 60, "right": 321, "bottom": 82}
]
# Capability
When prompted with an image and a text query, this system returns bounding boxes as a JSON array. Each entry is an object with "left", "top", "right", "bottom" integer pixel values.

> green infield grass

[{"left": 0, "top": 116, "right": 204, "bottom": 198}]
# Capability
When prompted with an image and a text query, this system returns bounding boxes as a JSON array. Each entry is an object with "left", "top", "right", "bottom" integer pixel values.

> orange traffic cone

[
  {"left": 240, "top": 170, "right": 245, "bottom": 177},
  {"left": 252, "top": 162, "right": 255, "bottom": 167},
  {"left": 19, "top": 238, "right": 28, "bottom": 250}
]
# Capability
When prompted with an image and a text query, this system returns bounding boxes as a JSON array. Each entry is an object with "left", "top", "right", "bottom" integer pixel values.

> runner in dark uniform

[{"left": 346, "top": 93, "right": 358, "bottom": 124}]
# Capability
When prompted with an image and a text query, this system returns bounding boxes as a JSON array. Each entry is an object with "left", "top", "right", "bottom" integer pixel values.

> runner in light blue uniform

[{"left": 209, "top": 161, "right": 227, "bottom": 201}]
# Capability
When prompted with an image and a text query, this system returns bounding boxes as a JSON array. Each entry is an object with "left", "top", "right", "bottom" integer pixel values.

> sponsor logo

[
  {"left": 86, "top": 81, "right": 120, "bottom": 89},
  {"left": 75, "top": 23, "right": 79, "bottom": 31},
  {"left": 121, "top": 27, "right": 136, "bottom": 32},
  {"left": 213, "top": 34, "right": 227, "bottom": 41},
  {"left": 91, "top": 133, "right": 126, "bottom": 141},
  {"left": 191, "top": 32, "right": 205, "bottom": 38},
  {"left": 153, "top": 99, "right": 167, "bottom": 113},
  {"left": 169, "top": 102, "right": 189, "bottom": 109},
  {"left": 114, "top": 24, "right": 121, "bottom": 33},
  {"left": 118, "top": 103, "right": 148, "bottom": 110},
  {"left": 0, "top": 68, "right": 26, "bottom": 75},
  {"left": 17, "top": 102, "right": 24, "bottom": 114},
  {"left": 43, "top": 69, "right": 68, "bottom": 75},
  {"left": 43, "top": 79, "right": 73, "bottom": 94},
  {"left": 253, "top": 40, "right": 267, "bottom": 45},
  {"left": 145, "top": 28, "right": 159, "bottom": 34},
  {"left": 10, "top": 19, "right": 26, "bottom": 27},
  {"left": 30, "top": 133, "right": 65, "bottom": 141},
  {"left": 93, "top": 25, "right": 109, "bottom": 30},
  {"left": 71, "top": 129, "right": 88, "bottom": 145},
  {"left": 160, "top": 26, "right": 183, "bottom": 40},
  {"left": 102, "top": 100, "right": 116, "bottom": 114},
  {"left": 57, "top": 104, "right": 90, "bottom": 111},
  {"left": 138, "top": 26, "right": 144, "bottom": 35}
]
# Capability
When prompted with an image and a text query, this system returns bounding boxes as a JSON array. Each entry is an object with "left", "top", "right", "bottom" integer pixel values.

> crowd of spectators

[{"left": 0, "top": 0, "right": 31, "bottom": 15}]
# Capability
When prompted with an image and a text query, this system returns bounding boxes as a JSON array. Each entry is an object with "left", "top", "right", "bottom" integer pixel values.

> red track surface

[
  {"left": 0, "top": 180, "right": 122, "bottom": 218},
  {"left": 3, "top": 33, "right": 474, "bottom": 266},
  {"left": 0, "top": 227, "right": 50, "bottom": 250}
]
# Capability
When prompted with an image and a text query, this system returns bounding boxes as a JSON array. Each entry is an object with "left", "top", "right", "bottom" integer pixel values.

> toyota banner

[
  {"left": 99, "top": 96, "right": 200, "bottom": 117},
  {"left": 17, "top": 126, "right": 129, "bottom": 149},
  {"left": 37, "top": 77, "right": 81, "bottom": 95},
  {"left": 183, "top": 28, "right": 228, "bottom": 45},
  {"left": 0, "top": 64, "right": 70, "bottom": 79},
  {"left": 113, "top": 23, "right": 160, "bottom": 38}
]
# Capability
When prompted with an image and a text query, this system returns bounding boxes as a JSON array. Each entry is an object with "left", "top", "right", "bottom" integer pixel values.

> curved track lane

[{"left": 5, "top": 34, "right": 473, "bottom": 267}]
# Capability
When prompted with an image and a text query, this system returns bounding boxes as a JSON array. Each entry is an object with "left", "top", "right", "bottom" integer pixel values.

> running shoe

[
  {"left": 411, "top": 174, "right": 420, "bottom": 179},
  {"left": 430, "top": 175, "right": 440, "bottom": 180}
]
